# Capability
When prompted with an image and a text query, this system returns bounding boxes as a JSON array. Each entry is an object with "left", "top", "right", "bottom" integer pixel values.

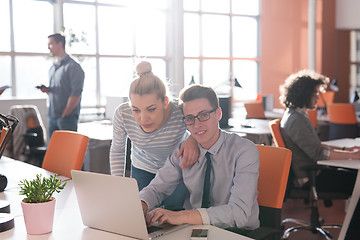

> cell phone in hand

[
  {"left": 190, "top": 228, "right": 208, "bottom": 240},
  {"left": 0, "top": 85, "right": 10, "bottom": 91}
]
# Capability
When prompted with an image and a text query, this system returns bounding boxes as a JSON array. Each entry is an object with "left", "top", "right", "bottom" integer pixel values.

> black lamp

[{"left": 189, "top": 76, "right": 195, "bottom": 85}]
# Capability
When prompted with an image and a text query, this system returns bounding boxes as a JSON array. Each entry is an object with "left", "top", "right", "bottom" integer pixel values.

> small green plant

[{"left": 19, "top": 174, "right": 67, "bottom": 203}]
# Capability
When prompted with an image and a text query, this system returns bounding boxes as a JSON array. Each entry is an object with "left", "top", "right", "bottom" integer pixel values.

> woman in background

[
  {"left": 279, "top": 69, "right": 360, "bottom": 239},
  {"left": 110, "top": 61, "right": 198, "bottom": 209}
]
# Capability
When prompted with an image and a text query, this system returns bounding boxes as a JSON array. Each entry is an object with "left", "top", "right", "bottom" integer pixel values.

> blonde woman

[{"left": 110, "top": 61, "right": 198, "bottom": 209}]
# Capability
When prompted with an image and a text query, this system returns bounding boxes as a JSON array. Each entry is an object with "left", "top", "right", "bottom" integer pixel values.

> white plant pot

[{"left": 21, "top": 197, "right": 56, "bottom": 235}]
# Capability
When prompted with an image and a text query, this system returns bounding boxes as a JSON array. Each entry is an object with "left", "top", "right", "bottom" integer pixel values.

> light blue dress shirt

[{"left": 140, "top": 130, "right": 260, "bottom": 229}]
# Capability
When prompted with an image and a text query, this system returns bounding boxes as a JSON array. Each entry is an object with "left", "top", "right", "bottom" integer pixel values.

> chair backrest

[
  {"left": 317, "top": 91, "right": 335, "bottom": 108},
  {"left": 256, "top": 145, "right": 292, "bottom": 229},
  {"left": 42, "top": 130, "right": 89, "bottom": 178},
  {"left": 327, "top": 103, "right": 357, "bottom": 124},
  {"left": 0, "top": 128, "right": 11, "bottom": 158},
  {"left": 0, "top": 114, "right": 19, "bottom": 159},
  {"left": 7, "top": 105, "right": 47, "bottom": 159},
  {"left": 244, "top": 102, "right": 266, "bottom": 119},
  {"left": 307, "top": 108, "right": 317, "bottom": 129},
  {"left": 327, "top": 103, "right": 358, "bottom": 140},
  {"left": 269, "top": 119, "right": 286, "bottom": 148}
]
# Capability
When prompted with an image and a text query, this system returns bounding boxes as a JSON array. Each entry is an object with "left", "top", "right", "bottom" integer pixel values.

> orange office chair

[
  {"left": 307, "top": 108, "right": 317, "bottom": 129},
  {"left": 230, "top": 145, "right": 292, "bottom": 240},
  {"left": 317, "top": 91, "right": 335, "bottom": 109},
  {"left": 268, "top": 119, "right": 286, "bottom": 148},
  {"left": 246, "top": 145, "right": 292, "bottom": 240},
  {"left": 42, "top": 130, "right": 89, "bottom": 179},
  {"left": 244, "top": 102, "right": 266, "bottom": 119},
  {"left": 268, "top": 120, "right": 349, "bottom": 239},
  {"left": 327, "top": 103, "right": 358, "bottom": 140},
  {"left": 0, "top": 114, "right": 19, "bottom": 159}
]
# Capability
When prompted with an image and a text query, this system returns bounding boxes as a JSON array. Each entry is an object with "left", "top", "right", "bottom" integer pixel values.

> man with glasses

[{"left": 140, "top": 85, "right": 260, "bottom": 230}]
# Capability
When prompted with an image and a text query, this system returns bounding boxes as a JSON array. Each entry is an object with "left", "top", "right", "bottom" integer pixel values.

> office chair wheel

[{"left": 282, "top": 225, "right": 334, "bottom": 240}]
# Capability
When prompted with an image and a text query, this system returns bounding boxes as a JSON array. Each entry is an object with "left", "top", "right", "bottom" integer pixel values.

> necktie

[{"left": 201, "top": 152, "right": 212, "bottom": 208}]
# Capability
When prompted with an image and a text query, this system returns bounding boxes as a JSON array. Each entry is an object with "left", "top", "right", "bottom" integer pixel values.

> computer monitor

[{"left": 218, "top": 96, "right": 232, "bottom": 129}]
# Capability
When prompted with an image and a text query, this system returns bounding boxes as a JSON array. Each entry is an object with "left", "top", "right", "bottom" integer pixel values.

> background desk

[
  {"left": 78, "top": 120, "right": 113, "bottom": 174},
  {"left": 319, "top": 138, "right": 360, "bottom": 240},
  {"left": 225, "top": 118, "right": 272, "bottom": 145},
  {"left": 0, "top": 157, "right": 252, "bottom": 240}
]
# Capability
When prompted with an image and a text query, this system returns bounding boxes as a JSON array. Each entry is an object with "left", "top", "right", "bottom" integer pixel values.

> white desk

[
  {"left": 264, "top": 108, "right": 285, "bottom": 119},
  {"left": 319, "top": 138, "right": 360, "bottom": 240},
  {"left": 0, "top": 157, "right": 252, "bottom": 240},
  {"left": 226, "top": 118, "right": 272, "bottom": 145}
]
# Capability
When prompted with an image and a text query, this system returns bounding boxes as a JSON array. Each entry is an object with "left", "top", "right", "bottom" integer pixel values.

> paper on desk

[{"left": 322, "top": 138, "right": 360, "bottom": 148}]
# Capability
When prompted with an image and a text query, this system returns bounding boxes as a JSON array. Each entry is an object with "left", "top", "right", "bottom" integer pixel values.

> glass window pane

[
  {"left": 99, "top": 58, "right": 134, "bottom": 105},
  {"left": 98, "top": 0, "right": 168, "bottom": 9},
  {"left": 0, "top": 56, "right": 12, "bottom": 97},
  {"left": 232, "top": 17, "right": 258, "bottom": 58},
  {"left": 63, "top": 4, "right": 96, "bottom": 54},
  {"left": 232, "top": 0, "right": 260, "bottom": 15},
  {"left": 203, "top": 60, "right": 230, "bottom": 96},
  {"left": 15, "top": 56, "right": 52, "bottom": 98},
  {"left": 98, "top": 6, "right": 133, "bottom": 55},
  {"left": 184, "top": 59, "right": 200, "bottom": 86},
  {"left": 12, "top": 0, "right": 53, "bottom": 53},
  {"left": 184, "top": 13, "right": 200, "bottom": 57},
  {"left": 0, "top": 0, "right": 10, "bottom": 52},
  {"left": 144, "top": 59, "right": 167, "bottom": 84},
  {"left": 201, "top": 0, "right": 230, "bottom": 13},
  {"left": 233, "top": 60, "right": 258, "bottom": 101},
  {"left": 202, "top": 15, "right": 230, "bottom": 57},
  {"left": 135, "top": 11, "right": 166, "bottom": 56},
  {"left": 79, "top": 57, "right": 97, "bottom": 107},
  {"left": 67, "top": 0, "right": 95, "bottom": 2},
  {"left": 133, "top": 0, "right": 168, "bottom": 9},
  {"left": 97, "top": 0, "right": 130, "bottom": 4},
  {"left": 183, "top": 0, "right": 199, "bottom": 11},
  {"left": 135, "top": 10, "right": 166, "bottom": 57}
]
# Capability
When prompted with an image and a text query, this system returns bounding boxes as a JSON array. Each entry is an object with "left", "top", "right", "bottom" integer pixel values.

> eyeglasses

[{"left": 182, "top": 108, "right": 217, "bottom": 125}]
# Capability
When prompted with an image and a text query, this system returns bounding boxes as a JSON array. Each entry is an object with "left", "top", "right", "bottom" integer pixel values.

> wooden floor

[{"left": 281, "top": 198, "right": 346, "bottom": 240}]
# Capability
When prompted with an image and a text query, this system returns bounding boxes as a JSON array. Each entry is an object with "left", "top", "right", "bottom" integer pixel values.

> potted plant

[{"left": 19, "top": 174, "right": 67, "bottom": 235}]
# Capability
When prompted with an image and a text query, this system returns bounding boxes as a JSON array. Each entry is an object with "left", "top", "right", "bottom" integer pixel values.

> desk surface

[
  {"left": 227, "top": 119, "right": 271, "bottom": 135},
  {"left": 78, "top": 120, "right": 113, "bottom": 141},
  {"left": 0, "top": 157, "right": 252, "bottom": 240},
  {"left": 322, "top": 138, "right": 360, "bottom": 148},
  {"left": 318, "top": 138, "right": 360, "bottom": 240}
]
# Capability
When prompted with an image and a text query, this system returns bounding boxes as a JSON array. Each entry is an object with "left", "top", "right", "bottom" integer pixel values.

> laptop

[{"left": 71, "top": 170, "right": 188, "bottom": 240}]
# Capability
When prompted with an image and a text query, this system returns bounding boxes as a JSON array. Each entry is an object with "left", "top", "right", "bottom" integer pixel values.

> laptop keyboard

[{"left": 147, "top": 225, "right": 163, "bottom": 233}]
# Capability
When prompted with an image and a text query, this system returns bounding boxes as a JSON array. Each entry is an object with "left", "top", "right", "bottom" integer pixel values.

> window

[
  {"left": 183, "top": 0, "right": 260, "bottom": 101},
  {"left": 1, "top": 0, "right": 260, "bottom": 108},
  {"left": 0, "top": 0, "right": 53, "bottom": 98},
  {"left": 62, "top": 0, "right": 168, "bottom": 106}
]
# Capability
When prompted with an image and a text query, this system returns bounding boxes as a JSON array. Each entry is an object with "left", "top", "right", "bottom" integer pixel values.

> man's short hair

[
  {"left": 48, "top": 33, "right": 66, "bottom": 49},
  {"left": 179, "top": 85, "right": 219, "bottom": 109}
]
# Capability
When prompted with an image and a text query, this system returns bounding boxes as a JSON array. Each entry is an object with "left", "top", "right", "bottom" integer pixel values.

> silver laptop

[{"left": 71, "top": 170, "right": 187, "bottom": 240}]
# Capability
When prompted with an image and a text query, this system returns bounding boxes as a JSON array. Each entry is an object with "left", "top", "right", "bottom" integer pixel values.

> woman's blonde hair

[{"left": 129, "top": 61, "right": 166, "bottom": 102}]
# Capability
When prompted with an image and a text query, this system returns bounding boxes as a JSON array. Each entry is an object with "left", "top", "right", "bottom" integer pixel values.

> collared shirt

[
  {"left": 140, "top": 130, "right": 260, "bottom": 229},
  {"left": 110, "top": 100, "right": 188, "bottom": 176},
  {"left": 48, "top": 54, "right": 85, "bottom": 118}
]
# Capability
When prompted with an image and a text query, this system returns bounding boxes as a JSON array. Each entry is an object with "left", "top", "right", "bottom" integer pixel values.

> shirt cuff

[
  {"left": 197, "top": 208, "right": 210, "bottom": 225},
  {"left": 140, "top": 199, "right": 151, "bottom": 211}
]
